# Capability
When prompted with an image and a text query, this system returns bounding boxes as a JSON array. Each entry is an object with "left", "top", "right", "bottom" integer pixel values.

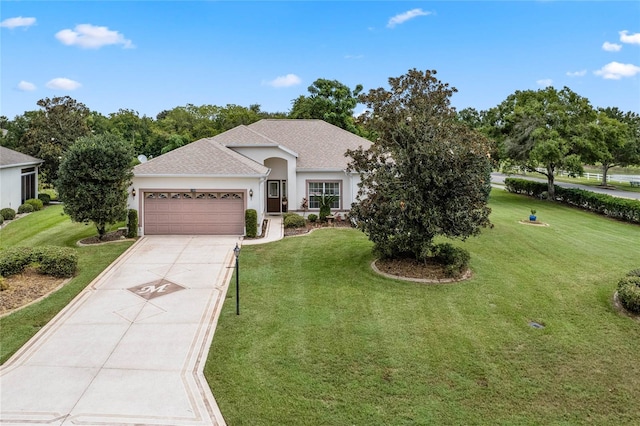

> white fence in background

[{"left": 532, "top": 168, "right": 639, "bottom": 184}]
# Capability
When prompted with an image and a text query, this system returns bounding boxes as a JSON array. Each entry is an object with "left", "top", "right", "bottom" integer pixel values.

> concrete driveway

[{"left": 1, "top": 235, "right": 240, "bottom": 425}]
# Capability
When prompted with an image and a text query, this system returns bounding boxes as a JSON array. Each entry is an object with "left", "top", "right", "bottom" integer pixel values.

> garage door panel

[{"left": 143, "top": 191, "right": 244, "bottom": 235}]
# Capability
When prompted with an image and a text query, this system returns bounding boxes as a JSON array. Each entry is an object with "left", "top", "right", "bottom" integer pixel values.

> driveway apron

[{"left": 1, "top": 235, "right": 240, "bottom": 425}]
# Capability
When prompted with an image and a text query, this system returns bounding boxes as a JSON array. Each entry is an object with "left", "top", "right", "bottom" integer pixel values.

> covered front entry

[{"left": 143, "top": 191, "right": 244, "bottom": 235}]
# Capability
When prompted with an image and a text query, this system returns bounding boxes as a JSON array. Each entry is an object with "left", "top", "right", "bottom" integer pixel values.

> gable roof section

[
  {"left": 216, "top": 125, "right": 298, "bottom": 157},
  {"left": 246, "top": 119, "right": 372, "bottom": 170},
  {"left": 0, "top": 146, "right": 42, "bottom": 169},
  {"left": 134, "top": 137, "right": 269, "bottom": 177}
]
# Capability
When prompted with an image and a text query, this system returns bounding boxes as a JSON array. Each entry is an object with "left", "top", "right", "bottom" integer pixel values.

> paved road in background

[{"left": 491, "top": 173, "right": 640, "bottom": 201}]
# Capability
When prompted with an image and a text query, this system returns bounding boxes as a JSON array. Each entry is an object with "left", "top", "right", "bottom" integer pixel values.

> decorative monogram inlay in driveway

[{"left": 128, "top": 279, "right": 186, "bottom": 300}]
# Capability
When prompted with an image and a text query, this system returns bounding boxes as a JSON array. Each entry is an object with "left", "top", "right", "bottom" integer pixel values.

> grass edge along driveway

[
  {"left": 205, "top": 189, "right": 640, "bottom": 425},
  {"left": 0, "top": 205, "right": 133, "bottom": 363}
]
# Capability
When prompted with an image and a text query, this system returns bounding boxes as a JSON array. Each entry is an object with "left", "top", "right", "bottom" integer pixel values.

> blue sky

[{"left": 2, "top": 1, "right": 639, "bottom": 120}]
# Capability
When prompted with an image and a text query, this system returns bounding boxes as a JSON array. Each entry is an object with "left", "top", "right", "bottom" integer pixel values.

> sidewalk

[{"left": 241, "top": 215, "right": 284, "bottom": 246}]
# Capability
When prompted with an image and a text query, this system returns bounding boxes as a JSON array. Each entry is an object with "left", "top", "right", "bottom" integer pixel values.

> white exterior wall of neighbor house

[
  {"left": 0, "top": 168, "right": 22, "bottom": 209},
  {"left": 128, "top": 175, "right": 263, "bottom": 236},
  {"left": 294, "top": 170, "right": 362, "bottom": 216},
  {"left": 0, "top": 167, "right": 39, "bottom": 210}
]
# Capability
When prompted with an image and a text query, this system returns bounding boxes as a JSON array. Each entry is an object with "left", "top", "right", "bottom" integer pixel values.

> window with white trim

[{"left": 308, "top": 181, "right": 340, "bottom": 209}]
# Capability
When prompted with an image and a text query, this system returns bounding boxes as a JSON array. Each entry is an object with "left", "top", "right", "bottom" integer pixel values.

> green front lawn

[
  {"left": 0, "top": 205, "right": 133, "bottom": 363},
  {"left": 205, "top": 190, "right": 640, "bottom": 425}
]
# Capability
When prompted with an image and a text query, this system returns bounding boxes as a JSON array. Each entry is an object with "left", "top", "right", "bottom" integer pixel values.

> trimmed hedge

[
  {"left": 0, "top": 208, "right": 16, "bottom": 220},
  {"left": 618, "top": 276, "right": 640, "bottom": 314},
  {"left": 284, "top": 213, "right": 306, "bottom": 228},
  {"left": 0, "top": 246, "right": 78, "bottom": 278},
  {"left": 38, "top": 193, "right": 52, "bottom": 205},
  {"left": 308, "top": 214, "right": 318, "bottom": 223},
  {"left": 17, "top": 203, "right": 34, "bottom": 214},
  {"left": 25, "top": 198, "right": 44, "bottom": 211},
  {"left": 245, "top": 209, "right": 258, "bottom": 238},
  {"left": 505, "top": 178, "right": 640, "bottom": 224},
  {"left": 127, "top": 209, "right": 138, "bottom": 238}
]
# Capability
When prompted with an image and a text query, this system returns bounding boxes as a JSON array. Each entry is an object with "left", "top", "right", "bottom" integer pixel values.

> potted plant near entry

[{"left": 529, "top": 209, "right": 537, "bottom": 222}]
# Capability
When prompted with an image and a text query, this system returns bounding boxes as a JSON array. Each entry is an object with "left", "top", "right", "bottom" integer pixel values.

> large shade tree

[
  {"left": 290, "top": 78, "right": 364, "bottom": 135},
  {"left": 497, "top": 87, "right": 596, "bottom": 199},
  {"left": 18, "top": 96, "right": 91, "bottom": 182},
  {"left": 57, "top": 134, "right": 133, "bottom": 239},
  {"left": 347, "top": 69, "right": 492, "bottom": 262},
  {"left": 587, "top": 108, "right": 640, "bottom": 186}
]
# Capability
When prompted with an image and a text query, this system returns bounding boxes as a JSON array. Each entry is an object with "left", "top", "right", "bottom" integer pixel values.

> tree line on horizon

[{"left": 1, "top": 74, "right": 639, "bottom": 192}]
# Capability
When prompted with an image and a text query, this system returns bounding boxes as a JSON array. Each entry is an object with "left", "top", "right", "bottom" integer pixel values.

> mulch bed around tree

[
  {"left": 78, "top": 229, "right": 131, "bottom": 245},
  {"left": 373, "top": 258, "right": 471, "bottom": 283},
  {"left": 0, "top": 269, "right": 68, "bottom": 316}
]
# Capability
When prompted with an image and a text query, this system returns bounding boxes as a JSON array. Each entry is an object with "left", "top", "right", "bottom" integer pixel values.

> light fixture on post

[
  {"left": 131, "top": 188, "right": 136, "bottom": 198},
  {"left": 233, "top": 243, "right": 241, "bottom": 315},
  {"left": 249, "top": 189, "right": 254, "bottom": 199}
]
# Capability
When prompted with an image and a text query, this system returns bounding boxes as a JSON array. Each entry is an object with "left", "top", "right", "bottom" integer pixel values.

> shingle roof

[
  {"left": 133, "top": 119, "right": 373, "bottom": 177},
  {"left": 212, "top": 125, "right": 279, "bottom": 147},
  {"left": 246, "top": 119, "right": 372, "bottom": 170},
  {"left": 0, "top": 146, "right": 42, "bottom": 169},
  {"left": 134, "top": 137, "right": 269, "bottom": 176}
]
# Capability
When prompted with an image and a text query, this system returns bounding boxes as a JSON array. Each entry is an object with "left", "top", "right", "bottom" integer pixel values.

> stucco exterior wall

[{"left": 0, "top": 167, "right": 23, "bottom": 209}]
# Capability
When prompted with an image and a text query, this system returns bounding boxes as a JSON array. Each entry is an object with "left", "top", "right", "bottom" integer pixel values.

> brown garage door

[{"left": 143, "top": 191, "right": 244, "bottom": 235}]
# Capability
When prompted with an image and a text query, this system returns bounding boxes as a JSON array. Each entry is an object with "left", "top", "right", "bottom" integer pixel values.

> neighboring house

[
  {"left": 0, "top": 146, "right": 43, "bottom": 210},
  {"left": 129, "top": 119, "right": 372, "bottom": 235}
]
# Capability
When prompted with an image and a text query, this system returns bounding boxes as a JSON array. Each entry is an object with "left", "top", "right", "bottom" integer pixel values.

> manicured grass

[
  {"left": 0, "top": 205, "right": 133, "bottom": 363},
  {"left": 205, "top": 190, "right": 640, "bottom": 425}
]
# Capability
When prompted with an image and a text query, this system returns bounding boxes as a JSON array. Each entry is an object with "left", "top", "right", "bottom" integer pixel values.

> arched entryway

[{"left": 264, "top": 157, "right": 288, "bottom": 213}]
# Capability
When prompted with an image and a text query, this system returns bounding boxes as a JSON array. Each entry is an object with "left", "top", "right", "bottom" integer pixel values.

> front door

[{"left": 267, "top": 180, "right": 280, "bottom": 213}]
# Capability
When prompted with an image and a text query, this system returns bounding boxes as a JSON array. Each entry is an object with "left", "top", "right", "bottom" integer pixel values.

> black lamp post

[{"left": 233, "top": 243, "right": 240, "bottom": 315}]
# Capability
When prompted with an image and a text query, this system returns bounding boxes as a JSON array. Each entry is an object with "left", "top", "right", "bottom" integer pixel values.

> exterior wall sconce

[
  {"left": 131, "top": 188, "right": 136, "bottom": 198},
  {"left": 249, "top": 189, "right": 254, "bottom": 198}
]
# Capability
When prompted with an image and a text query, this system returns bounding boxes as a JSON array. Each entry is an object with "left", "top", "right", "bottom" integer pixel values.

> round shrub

[
  {"left": 1, "top": 208, "right": 16, "bottom": 220},
  {"left": 38, "top": 193, "right": 52, "bottom": 205},
  {"left": 25, "top": 198, "right": 44, "bottom": 211},
  {"left": 32, "top": 246, "right": 78, "bottom": 278},
  {"left": 0, "top": 247, "right": 33, "bottom": 277},
  {"left": 17, "top": 203, "right": 34, "bottom": 214},
  {"left": 431, "top": 243, "right": 471, "bottom": 278},
  {"left": 308, "top": 213, "right": 318, "bottom": 223},
  {"left": 627, "top": 269, "right": 640, "bottom": 278},
  {"left": 284, "top": 213, "right": 306, "bottom": 228},
  {"left": 127, "top": 209, "right": 138, "bottom": 238},
  {"left": 617, "top": 276, "right": 640, "bottom": 314}
]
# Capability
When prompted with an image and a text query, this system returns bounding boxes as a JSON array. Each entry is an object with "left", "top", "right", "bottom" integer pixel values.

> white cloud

[
  {"left": 566, "top": 70, "right": 587, "bottom": 77},
  {"left": 536, "top": 79, "right": 553, "bottom": 87},
  {"left": 602, "top": 41, "right": 622, "bottom": 52},
  {"left": 46, "top": 78, "right": 82, "bottom": 90},
  {"left": 17, "top": 81, "right": 36, "bottom": 91},
  {"left": 619, "top": 30, "right": 640, "bottom": 45},
  {"left": 0, "top": 16, "right": 36, "bottom": 29},
  {"left": 265, "top": 74, "right": 301, "bottom": 88},
  {"left": 55, "top": 24, "right": 134, "bottom": 49},
  {"left": 387, "top": 8, "right": 431, "bottom": 28},
  {"left": 594, "top": 62, "right": 640, "bottom": 80}
]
